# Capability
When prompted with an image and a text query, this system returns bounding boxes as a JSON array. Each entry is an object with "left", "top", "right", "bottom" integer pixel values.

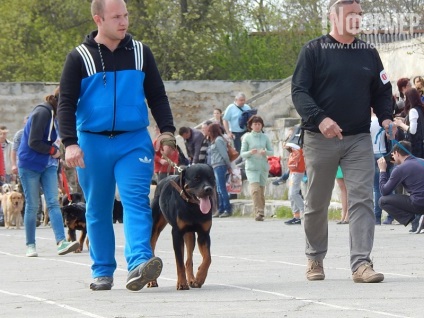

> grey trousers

[
  {"left": 288, "top": 172, "right": 304, "bottom": 213},
  {"left": 303, "top": 131, "right": 375, "bottom": 271}
]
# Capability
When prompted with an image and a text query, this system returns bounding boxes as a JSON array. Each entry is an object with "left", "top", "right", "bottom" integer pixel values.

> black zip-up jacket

[{"left": 292, "top": 34, "right": 393, "bottom": 134}]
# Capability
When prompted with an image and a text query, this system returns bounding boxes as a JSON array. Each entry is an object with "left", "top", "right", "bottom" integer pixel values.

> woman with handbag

[
  {"left": 240, "top": 115, "right": 273, "bottom": 221},
  {"left": 394, "top": 88, "right": 424, "bottom": 233},
  {"left": 394, "top": 88, "right": 424, "bottom": 159},
  {"left": 208, "top": 123, "right": 233, "bottom": 218}
]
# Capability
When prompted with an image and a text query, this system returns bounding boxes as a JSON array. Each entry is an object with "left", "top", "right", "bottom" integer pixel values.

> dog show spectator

[
  {"left": 222, "top": 92, "right": 251, "bottom": 153},
  {"left": 18, "top": 87, "right": 80, "bottom": 258},
  {"left": 0, "top": 126, "right": 14, "bottom": 183},
  {"left": 10, "top": 116, "right": 29, "bottom": 176},
  {"left": 153, "top": 125, "right": 178, "bottom": 182},
  {"left": 240, "top": 115, "right": 273, "bottom": 222},
  {"left": 378, "top": 141, "right": 424, "bottom": 234},
  {"left": 283, "top": 140, "right": 305, "bottom": 225},
  {"left": 178, "top": 126, "right": 205, "bottom": 164},
  {"left": 209, "top": 123, "right": 233, "bottom": 218},
  {"left": 0, "top": 145, "right": 5, "bottom": 183}
]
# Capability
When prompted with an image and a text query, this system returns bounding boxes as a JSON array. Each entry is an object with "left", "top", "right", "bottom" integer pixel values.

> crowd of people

[{"left": 2, "top": 0, "right": 424, "bottom": 292}]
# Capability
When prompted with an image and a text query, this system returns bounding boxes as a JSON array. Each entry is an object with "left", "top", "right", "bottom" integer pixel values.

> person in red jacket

[
  {"left": 284, "top": 142, "right": 306, "bottom": 225},
  {"left": 153, "top": 125, "right": 178, "bottom": 183},
  {"left": 0, "top": 146, "right": 5, "bottom": 183}
]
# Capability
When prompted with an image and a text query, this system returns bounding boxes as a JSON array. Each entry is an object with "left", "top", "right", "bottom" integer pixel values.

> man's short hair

[
  {"left": 178, "top": 127, "right": 190, "bottom": 136},
  {"left": 392, "top": 141, "right": 412, "bottom": 156}
]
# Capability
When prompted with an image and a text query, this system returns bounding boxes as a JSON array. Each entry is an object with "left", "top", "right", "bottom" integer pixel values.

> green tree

[{"left": 0, "top": 0, "right": 92, "bottom": 82}]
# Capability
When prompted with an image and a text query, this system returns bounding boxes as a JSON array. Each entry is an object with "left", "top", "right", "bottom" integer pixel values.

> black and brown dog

[
  {"left": 61, "top": 202, "right": 88, "bottom": 253},
  {"left": 149, "top": 163, "right": 216, "bottom": 290}
]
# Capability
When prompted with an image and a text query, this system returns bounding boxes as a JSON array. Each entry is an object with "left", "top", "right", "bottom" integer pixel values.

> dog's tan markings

[
  {"left": 193, "top": 239, "right": 211, "bottom": 288},
  {"left": 201, "top": 220, "right": 212, "bottom": 232},
  {"left": 184, "top": 232, "right": 196, "bottom": 286}
]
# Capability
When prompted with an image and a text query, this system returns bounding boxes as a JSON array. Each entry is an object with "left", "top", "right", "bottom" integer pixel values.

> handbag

[
  {"left": 226, "top": 167, "right": 242, "bottom": 194},
  {"left": 227, "top": 142, "right": 239, "bottom": 162}
]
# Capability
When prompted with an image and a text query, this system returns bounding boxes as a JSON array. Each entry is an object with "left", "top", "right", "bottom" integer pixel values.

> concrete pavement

[{"left": 0, "top": 217, "right": 423, "bottom": 318}]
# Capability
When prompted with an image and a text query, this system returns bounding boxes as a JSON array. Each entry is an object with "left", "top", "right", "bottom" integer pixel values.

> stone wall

[{"left": 0, "top": 81, "right": 279, "bottom": 138}]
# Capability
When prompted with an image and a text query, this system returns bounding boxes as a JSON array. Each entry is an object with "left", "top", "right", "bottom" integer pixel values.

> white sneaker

[{"left": 26, "top": 244, "right": 38, "bottom": 257}]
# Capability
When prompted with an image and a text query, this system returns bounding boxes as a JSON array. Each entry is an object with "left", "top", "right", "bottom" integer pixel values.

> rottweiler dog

[
  {"left": 149, "top": 163, "right": 216, "bottom": 290},
  {"left": 61, "top": 202, "right": 88, "bottom": 253},
  {"left": 61, "top": 192, "right": 84, "bottom": 206}
]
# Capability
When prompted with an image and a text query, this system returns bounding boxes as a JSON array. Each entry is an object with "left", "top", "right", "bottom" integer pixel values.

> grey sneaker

[
  {"left": 352, "top": 262, "right": 384, "bottom": 283},
  {"left": 219, "top": 211, "right": 231, "bottom": 218},
  {"left": 57, "top": 240, "right": 80, "bottom": 255},
  {"left": 126, "top": 257, "right": 163, "bottom": 291},
  {"left": 90, "top": 277, "right": 114, "bottom": 291},
  {"left": 306, "top": 259, "right": 325, "bottom": 281},
  {"left": 414, "top": 215, "right": 424, "bottom": 234},
  {"left": 26, "top": 244, "right": 38, "bottom": 257}
]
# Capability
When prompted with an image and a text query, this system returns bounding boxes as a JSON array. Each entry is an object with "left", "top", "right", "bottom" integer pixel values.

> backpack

[
  {"left": 287, "top": 124, "right": 302, "bottom": 146},
  {"left": 268, "top": 156, "right": 282, "bottom": 177},
  {"left": 238, "top": 108, "right": 258, "bottom": 129}
]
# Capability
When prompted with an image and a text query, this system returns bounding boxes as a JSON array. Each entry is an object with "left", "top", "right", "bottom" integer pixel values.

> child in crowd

[{"left": 284, "top": 142, "right": 305, "bottom": 225}]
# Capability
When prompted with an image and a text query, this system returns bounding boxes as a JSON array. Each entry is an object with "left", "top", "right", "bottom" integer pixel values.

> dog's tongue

[{"left": 199, "top": 198, "right": 211, "bottom": 214}]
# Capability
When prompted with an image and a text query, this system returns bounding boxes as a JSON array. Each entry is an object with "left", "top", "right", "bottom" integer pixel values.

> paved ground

[{"left": 0, "top": 217, "right": 423, "bottom": 318}]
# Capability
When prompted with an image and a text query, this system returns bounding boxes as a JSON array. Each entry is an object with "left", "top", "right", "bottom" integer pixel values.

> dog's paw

[
  {"left": 176, "top": 283, "right": 190, "bottom": 290},
  {"left": 189, "top": 281, "right": 203, "bottom": 288},
  {"left": 147, "top": 280, "right": 158, "bottom": 288}
]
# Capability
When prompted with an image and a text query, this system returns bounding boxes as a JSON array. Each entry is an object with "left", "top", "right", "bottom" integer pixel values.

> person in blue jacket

[
  {"left": 58, "top": 0, "right": 176, "bottom": 291},
  {"left": 18, "top": 87, "right": 80, "bottom": 258}
]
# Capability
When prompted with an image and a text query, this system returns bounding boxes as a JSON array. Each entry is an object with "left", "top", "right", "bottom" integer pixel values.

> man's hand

[
  {"left": 318, "top": 117, "right": 343, "bottom": 140},
  {"left": 382, "top": 119, "right": 397, "bottom": 140},
  {"left": 377, "top": 156, "right": 387, "bottom": 172},
  {"left": 65, "top": 144, "right": 85, "bottom": 168}
]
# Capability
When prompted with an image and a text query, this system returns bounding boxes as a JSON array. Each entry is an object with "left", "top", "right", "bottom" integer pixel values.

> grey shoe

[
  {"left": 126, "top": 257, "right": 163, "bottom": 291},
  {"left": 414, "top": 215, "right": 424, "bottom": 234},
  {"left": 90, "top": 277, "right": 114, "bottom": 291},
  {"left": 219, "top": 211, "right": 231, "bottom": 218}
]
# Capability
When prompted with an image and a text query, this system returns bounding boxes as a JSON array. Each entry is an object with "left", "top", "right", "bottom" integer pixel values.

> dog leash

[
  {"left": 61, "top": 167, "right": 72, "bottom": 203},
  {"left": 162, "top": 153, "right": 184, "bottom": 174}
]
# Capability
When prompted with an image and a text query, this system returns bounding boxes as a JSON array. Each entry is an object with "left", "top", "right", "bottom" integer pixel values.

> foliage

[
  {"left": 1, "top": 0, "right": 422, "bottom": 82},
  {"left": 0, "top": 0, "right": 92, "bottom": 82}
]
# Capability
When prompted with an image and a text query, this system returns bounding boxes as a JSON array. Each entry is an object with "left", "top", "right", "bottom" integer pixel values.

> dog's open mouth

[{"left": 198, "top": 197, "right": 211, "bottom": 214}]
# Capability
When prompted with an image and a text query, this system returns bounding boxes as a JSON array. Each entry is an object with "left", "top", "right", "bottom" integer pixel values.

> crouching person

[{"left": 377, "top": 141, "right": 424, "bottom": 233}]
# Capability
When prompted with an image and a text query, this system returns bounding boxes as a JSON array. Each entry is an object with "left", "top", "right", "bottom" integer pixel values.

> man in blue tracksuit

[{"left": 58, "top": 0, "right": 176, "bottom": 291}]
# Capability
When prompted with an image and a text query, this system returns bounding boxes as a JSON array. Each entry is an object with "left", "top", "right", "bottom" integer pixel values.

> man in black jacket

[{"left": 291, "top": 0, "right": 396, "bottom": 283}]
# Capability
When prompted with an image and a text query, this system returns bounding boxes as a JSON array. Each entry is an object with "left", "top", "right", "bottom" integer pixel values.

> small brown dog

[{"left": 2, "top": 191, "right": 24, "bottom": 229}]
